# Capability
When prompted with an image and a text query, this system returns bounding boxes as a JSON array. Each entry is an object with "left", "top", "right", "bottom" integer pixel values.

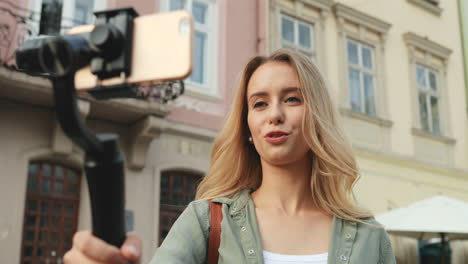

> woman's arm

[{"left": 149, "top": 200, "right": 210, "bottom": 264}]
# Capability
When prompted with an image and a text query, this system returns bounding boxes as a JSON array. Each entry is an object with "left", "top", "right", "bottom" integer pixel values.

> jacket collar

[{"left": 211, "top": 189, "right": 252, "bottom": 216}]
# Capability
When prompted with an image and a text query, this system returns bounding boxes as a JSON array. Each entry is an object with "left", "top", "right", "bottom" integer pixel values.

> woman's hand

[{"left": 63, "top": 231, "right": 142, "bottom": 264}]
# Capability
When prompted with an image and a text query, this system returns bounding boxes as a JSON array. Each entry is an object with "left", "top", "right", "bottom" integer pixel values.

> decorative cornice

[
  {"left": 272, "top": 0, "right": 335, "bottom": 13},
  {"left": 302, "top": 0, "right": 335, "bottom": 11},
  {"left": 0, "top": 67, "right": 171, "bottom": 123},
  {"left": 333, "top": 3, "right": 391, "bottom": 35},
  {"left": 407, "top": 0, "right": 442, "bottom": 16},
  {"left": 403, "top": 32, "right": 452, "bottom": 60}
]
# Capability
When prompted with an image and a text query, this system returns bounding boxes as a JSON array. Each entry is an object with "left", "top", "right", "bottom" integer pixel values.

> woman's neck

[{"left": 252, "top": 155, "right": 317, "bottom": 216}]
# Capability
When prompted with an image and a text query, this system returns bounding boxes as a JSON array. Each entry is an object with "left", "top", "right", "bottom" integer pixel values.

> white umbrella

[
  {"left": 376, "top": 195, "right": 468, "bottom": 240},
  {"left": 376, "top": 195, "right": 468, "bottom": 264}
]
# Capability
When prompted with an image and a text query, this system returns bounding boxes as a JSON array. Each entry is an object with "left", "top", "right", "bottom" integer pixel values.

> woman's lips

[
  {"left": 265, "top": 135, "right": 288, "bottom": 144},
  {"left": 264, "top": 131, "right": 290, "bottom": 144}
]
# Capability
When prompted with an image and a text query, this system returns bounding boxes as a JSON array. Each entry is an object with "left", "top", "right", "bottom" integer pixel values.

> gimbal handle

[{"left": 52, "top": 75, "right": 126, "bottom": 247}]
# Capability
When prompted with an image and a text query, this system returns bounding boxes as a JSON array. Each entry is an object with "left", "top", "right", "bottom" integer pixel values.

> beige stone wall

[{"left": 0, "top": 99, "right": 84, "bottom": 263}]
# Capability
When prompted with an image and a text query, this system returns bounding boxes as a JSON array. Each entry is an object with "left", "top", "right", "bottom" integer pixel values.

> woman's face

[{"left": 246, "top": 61, "right": 310, "bottom": 166}]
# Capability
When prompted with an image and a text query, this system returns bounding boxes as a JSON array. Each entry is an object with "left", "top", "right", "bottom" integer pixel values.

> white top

[{"left": 263, "top": 250, "right": 328, "bottom": 264}]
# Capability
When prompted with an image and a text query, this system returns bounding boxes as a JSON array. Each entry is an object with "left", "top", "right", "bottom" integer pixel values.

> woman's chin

[{"left": 262, "top": 154, "right": 302, "bottom": 166}]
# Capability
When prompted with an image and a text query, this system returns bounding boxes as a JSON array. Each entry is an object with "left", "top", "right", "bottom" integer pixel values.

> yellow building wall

[{"left": 322, "top": 0, "right": 468, "bottom": 212}]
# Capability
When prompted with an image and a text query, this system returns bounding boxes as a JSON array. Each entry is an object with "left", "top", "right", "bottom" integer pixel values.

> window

[
  {"left": 167, "top": 0, "right": 216, "bottom": 92},
  {"left": 416, "top": 65, "right": 441, "bottom": 135},
  {"left": 39, "top": 0, "right": 63, "bottom": 35},
  {"left": 280, "top": 14, "right": 315, "bottom": 59},
  {"left": 29, "top": 0, "right": 105, "bottom": 36},
  {"left": 73, "top": 0, "right": 94, "bottom": 26},
  {"left": 347, "top": 39, "right": 376, "bottom": 116},
  {"left": 334, "top": 3, "right": 391, "bottom": 120},
  {"left": 333, "top": 3, "right": 392, "bottom": 152},
  {"left": 269, "top": 0, "right": 333, "bottom": 71},
  {"left": 404, "top": 32, "right": 452, "bottom": 140},
  {"left": 159, "top": 170, "right": 202, "bottom": 245},
  {"left": 20, "top": 162, "right": 81, "bottom": 264}
]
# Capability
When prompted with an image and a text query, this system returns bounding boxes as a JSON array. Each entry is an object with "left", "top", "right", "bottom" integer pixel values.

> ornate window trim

[
  {"left": 334, "top": 3, "right": 392, "bottom": 120},
  {"left": 404, "top": 32, "right": 455, "bottom": 145},
  {"left": 334, "top": 3, "right": 392, "bottom": 152},
  {"left": 268, "top": 0, "right": 334, "bottom": 76}
]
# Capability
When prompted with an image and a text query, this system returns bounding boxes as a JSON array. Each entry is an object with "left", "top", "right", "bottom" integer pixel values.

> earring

[{"left": 248, "top": 136, "right": 253, "bottom": 143}]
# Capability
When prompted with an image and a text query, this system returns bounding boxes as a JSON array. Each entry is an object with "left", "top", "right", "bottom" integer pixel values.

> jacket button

[
  {"left": 340, "top": 255, "right": 347, "bottom": 261},
  {"left": 345, "top": 233, "right": 351, "bottom": 239},
  {"left": 248, "top": 249, "right": 255, "bottom": 255},
  {"left": 241, "top": 226, "right": 247, "bottom": 232}
]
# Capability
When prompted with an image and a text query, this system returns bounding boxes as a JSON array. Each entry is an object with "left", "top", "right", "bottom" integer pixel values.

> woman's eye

[
  {"left": 253, "top": 102, "right": 266, "bottom": 108},
  {"left": 285, "top": 97, "right": 301, "bottom": 103}
]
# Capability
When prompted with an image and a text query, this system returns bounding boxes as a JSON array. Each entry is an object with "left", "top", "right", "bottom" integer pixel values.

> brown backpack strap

[{"left": 208, "top": 200, "right": 223, "bottom": 264}]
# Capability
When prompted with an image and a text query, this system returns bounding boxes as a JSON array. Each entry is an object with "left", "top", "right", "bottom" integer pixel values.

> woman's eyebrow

[
  {"left": 282, "top": 87, "right": 300, "bottom": 94},
  {"left": 248, "top": 87, "right": 300, "bottom": 101},
  {"left": 248, "top": 91, "right": 268, "bottom": 101}
]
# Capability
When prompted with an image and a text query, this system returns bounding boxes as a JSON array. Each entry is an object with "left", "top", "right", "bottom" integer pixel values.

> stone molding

[
  {"left": 334, "top": 3, "right": 391, "bottom": 37},
  {"left": 340, "top": 108, "right": 393, "bottom": 128},
  {"left": 407, "top": 0, "right": 442, "bottom": 16},
  {"left": 411, "top": 127, "right": 456, "bottom": 145},
  {"left": 403, "top": 32, "right": 452, "bottom": 63},
  {"left": 128, "top": 116, "right": 167, "bottom": 170},
  {"left": 127, "top": 116, "right": 218, "bottom": 170}
]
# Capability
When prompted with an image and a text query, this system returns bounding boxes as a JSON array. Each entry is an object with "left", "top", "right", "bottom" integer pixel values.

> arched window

[
  {"left": 159, "top": 170, "right": 202, "bottom": 245},
  {"left": 20, "top": 162, "right": 81, "bottom": 264}
]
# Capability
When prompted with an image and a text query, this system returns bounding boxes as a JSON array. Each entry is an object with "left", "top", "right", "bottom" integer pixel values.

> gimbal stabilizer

[{"left": 15, "top": 7, "right": 184, "bottom": 247}]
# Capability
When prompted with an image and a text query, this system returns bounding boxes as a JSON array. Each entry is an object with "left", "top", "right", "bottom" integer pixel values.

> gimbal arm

[{"left": 52, "top": 74, "right": 126, "bottom": 247}]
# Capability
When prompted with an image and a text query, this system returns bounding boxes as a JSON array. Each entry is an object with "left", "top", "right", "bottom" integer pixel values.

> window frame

[
  {"left": 404, "top": 32, "right": 453, "bottom": 141},
  {"left": 158, "top": 169, "right": 202, "bottom": 245},
  {"left": 335, "top": 3, "right": 391, "bottom": 121},
  {"left": 415, "top": 64, "right": 442, "bottom": 135},
  {"left": 28, "top": 0, "right": 106, "bottom": 35},
  {"left": 268, "top": 0, "right": 333, "bottom": 76},
  {"left": 160, "top": 0, "right": 219, "bottom": 99},
  {"left": 346, "top": 38, "right": 377, "bottom": 116},
  {"left": 279, "top": 13, "right": 316, "bottom": 60},
  {"left": 21, "top": 162, "right": 82, "bottom": 264}
]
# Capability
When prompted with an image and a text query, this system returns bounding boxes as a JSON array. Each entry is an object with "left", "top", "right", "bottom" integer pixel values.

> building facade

[
  {"left": 1, "top": 0, "right": 468, "bottom": 263},
  {"left": 261, "top": 0, "right": 468, "bottom": 262}
]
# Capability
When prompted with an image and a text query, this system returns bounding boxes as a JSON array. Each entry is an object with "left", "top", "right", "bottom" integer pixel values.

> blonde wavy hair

[{"left": 196, "top": 49, "right": 372, "bottom": 221}]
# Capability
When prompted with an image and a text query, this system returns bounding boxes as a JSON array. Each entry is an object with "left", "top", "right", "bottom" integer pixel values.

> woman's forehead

[{"left": 247, "top": 61, "right": 300, "bottom": 95}]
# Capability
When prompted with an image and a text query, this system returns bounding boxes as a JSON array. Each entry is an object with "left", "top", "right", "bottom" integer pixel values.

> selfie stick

[{"left": 16, "top": 8, "right": 138, "bottom": 247}]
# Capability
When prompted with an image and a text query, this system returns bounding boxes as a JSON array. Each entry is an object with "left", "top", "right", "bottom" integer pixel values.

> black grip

[{"left": 84, "top": 134, "right": 126, "bottom": 247}]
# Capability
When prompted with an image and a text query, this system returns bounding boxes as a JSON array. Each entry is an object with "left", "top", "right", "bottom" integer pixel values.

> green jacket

[{"left": 150, "top": 189, "right": 396, "bottom": 264}]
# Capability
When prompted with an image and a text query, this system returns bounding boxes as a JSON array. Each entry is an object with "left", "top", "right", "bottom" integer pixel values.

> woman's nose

[{"left": 268, "top": 102, "right": 285, "bottom": 125}]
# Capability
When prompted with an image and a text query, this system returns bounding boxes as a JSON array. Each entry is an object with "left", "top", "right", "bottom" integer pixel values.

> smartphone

[{"left": 67, "top": 10, "right": 193, "bottom": 91}]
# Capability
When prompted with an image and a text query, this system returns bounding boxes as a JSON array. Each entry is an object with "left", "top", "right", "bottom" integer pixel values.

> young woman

[{"left": 64, "top": 49, "right": 396, "bottom": 264}]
